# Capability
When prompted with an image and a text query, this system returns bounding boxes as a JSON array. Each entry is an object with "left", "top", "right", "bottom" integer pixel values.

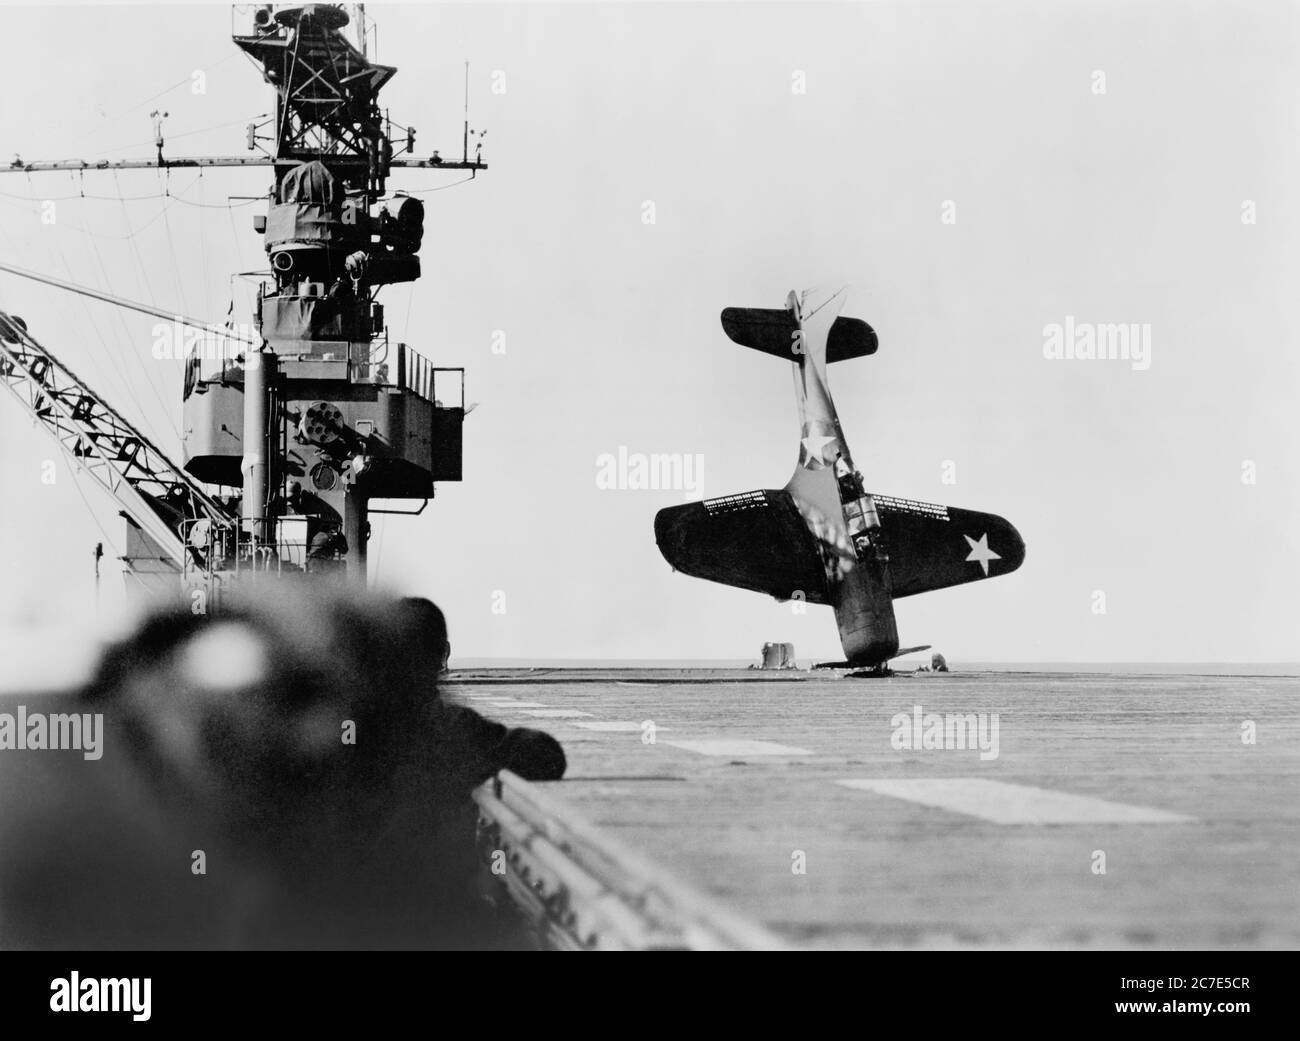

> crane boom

[{"left": 0, "top": 311, "right": 235, "bottom": 574}]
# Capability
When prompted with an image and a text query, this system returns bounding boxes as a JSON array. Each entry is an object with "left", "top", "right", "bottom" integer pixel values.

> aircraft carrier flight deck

[{"left": 451, "top": 666, "right": 1300, "bottom": 950}]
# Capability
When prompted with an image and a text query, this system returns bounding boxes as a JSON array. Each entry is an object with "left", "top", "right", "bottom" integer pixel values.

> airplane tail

[{"left": 765, "top": 287, "right": 899, "bottom": 664}]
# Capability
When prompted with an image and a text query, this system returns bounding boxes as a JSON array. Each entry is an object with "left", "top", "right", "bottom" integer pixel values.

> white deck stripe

[
  {"left": 836, "top": 778, "right": 1194, "bottom": 824},
  {"left": 521, "top": 709, "right": 594, "bottom": 719},
  {"left": 666, "top": 739, "right": 813, "bottom": 757},
  {"left": 573, "top": 721, "right": 670, "bottom": 732},
  {"left": 482, "top": 700, "right": 549, "bottom": 708}
]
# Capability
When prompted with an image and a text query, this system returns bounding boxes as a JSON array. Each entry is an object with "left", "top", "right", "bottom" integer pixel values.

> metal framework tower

[{"left": 0, "top": 4, "right": 487, "bottom": 606}]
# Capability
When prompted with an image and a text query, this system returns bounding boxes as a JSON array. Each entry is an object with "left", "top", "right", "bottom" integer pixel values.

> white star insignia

[
  {"left": 963, "top": 533, "right": 1001, "bottom": 576},
  {"left": 799, "top": 421, "right": 839, "bottom": 469},
  {"left": 801, "top": 433, "right": 836, "bottom": 460}
]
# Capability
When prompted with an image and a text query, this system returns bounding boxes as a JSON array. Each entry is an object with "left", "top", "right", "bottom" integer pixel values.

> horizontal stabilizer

[
  {"left": 720, "top": 307, "right": 878, "bottom": 363},
  {"left": 814, "top": 647, "right": 931, "bottom": 670}
]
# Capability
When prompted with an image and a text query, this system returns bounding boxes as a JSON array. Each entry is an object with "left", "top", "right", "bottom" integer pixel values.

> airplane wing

[
  {"left": 654, "top": 490, "right": 833, "bottom": 605},
  {"left": 654, "top": 490, "right": 1024, "bottom": 605},
  {"left": 873, "top": 495, "right": 1025, "bottom": 597}
]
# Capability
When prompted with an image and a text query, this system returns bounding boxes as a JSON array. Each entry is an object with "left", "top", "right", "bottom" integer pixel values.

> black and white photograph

[{"left": 0, "top": 0, "right": 1292, "bottom": 1011}]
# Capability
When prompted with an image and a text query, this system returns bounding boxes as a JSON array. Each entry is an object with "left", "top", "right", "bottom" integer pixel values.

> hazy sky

[{"left": 0, "top": 0, "right": 1296, "bottom": 663}]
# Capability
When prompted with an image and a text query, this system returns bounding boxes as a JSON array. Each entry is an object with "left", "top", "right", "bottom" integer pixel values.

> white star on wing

[{"left": 963, "top": 533, "right": 1001, "bottom": 576}]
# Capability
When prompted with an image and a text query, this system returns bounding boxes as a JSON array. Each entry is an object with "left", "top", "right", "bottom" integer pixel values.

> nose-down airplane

[{"left": 654, "top": 286, "right": 1025, "bottom": 671}]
